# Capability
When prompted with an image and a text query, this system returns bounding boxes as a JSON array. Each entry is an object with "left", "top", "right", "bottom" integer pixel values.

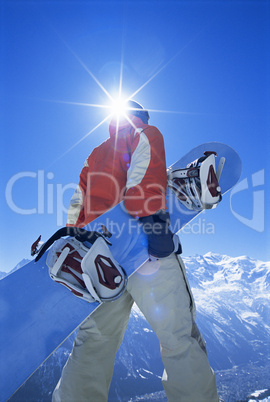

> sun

[
  {"left": 110, "top": 97, "right": 129, "bottom": 118},
  {"left": 47, "top": 35, "right": 197, "bottom": 166},
  {"left": 46, "top": 26, "right": 207, "bottom": 167}
]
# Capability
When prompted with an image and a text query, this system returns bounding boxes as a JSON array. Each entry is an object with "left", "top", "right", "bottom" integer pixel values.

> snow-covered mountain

[
  {"left": 0, "top": 258, "right": 31, "bottom": 278},
  {"left": 6, "top": 253, "right": 270, "bottom": 402},
  {"left": 186, "top": 252, "right": 270, "bottom": 369},
  {"left": 0, "top": 271, "right": 6, "bottom": 280}
]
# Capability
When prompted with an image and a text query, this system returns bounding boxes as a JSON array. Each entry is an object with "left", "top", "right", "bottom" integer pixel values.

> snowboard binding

[
  {"left": 167, "top": 151, "right": 225, "bottom": 211},
  {"left": 32, "top": 227, "right": 127, "bottom": 303}
]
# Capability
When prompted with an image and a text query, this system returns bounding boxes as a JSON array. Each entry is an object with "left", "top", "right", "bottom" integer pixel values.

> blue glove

[{"left": 139, "top": 211, "right": 182, "bottom": 259}]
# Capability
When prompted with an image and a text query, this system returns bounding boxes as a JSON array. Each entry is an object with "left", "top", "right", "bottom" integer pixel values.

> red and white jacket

[{"left": 67, "top": 115, "right": 167, "bottom": 227}]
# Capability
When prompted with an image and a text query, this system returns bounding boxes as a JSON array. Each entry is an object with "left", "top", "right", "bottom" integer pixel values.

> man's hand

[{"left": 139, "top": 211, "right": 182, "bottom": 259}]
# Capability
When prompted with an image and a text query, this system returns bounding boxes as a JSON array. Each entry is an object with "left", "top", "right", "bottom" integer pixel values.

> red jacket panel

[{"left": 67, "top": 115, "right": 167, "bottom": 227}]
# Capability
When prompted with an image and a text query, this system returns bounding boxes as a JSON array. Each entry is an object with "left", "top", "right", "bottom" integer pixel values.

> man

[{"left": 53, "top": 100, "right": 219, "bottom": 401}]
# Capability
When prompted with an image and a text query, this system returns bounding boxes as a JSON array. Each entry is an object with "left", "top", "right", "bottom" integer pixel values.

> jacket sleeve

[
  {"left": 66, "top": 158, "right": 89, "bottom": 227},
  {"left": 124, "top": 126, "right": 167, "bottom": 218}
]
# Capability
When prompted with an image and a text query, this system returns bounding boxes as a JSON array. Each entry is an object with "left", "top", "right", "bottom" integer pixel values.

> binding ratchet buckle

[{"left": 167, "top": 151, "right": 225, "bottom": 211}]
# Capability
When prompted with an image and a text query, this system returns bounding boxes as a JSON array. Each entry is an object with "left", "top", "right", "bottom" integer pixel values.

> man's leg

[
  {"left": 127, "top": 254, "right": 219, "bottom": 402},
  {"left": 52, "top": 290, "right": 134, "bottom": 402}
]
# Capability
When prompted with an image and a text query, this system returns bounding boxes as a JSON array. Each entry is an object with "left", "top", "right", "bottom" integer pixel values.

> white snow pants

[{"left": 52, "top": 254, "right": 219, "bottom": 402}]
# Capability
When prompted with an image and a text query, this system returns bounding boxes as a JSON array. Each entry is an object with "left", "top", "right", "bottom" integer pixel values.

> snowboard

[{"left": 0, "top": 142, "right": 241, "bottom": 401}]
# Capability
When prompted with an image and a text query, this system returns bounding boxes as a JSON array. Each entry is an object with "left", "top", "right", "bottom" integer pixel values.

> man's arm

[
  {"left": 124, "top": 126, "right": 181, "bottom": 258},
  {"left": 66, "top": 158, "right": 89, "bottom": 227},
  {"left": 124, "top": 126, "right": 167, "bottom": 218}
]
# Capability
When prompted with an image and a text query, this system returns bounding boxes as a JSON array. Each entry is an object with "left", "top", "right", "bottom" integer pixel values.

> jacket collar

[{"left": 109, "top": 115, "right": 147, "bottom": 138}]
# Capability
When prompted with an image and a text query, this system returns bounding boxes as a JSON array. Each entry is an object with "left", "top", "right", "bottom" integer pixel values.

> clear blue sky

[{"left": 1, "top": 0, "right": 269, "bottom": 272}]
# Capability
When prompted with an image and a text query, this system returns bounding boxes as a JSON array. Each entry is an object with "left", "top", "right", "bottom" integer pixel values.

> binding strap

[{"left": 35, "top": 227, "right": 111, "bottom": 262}]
